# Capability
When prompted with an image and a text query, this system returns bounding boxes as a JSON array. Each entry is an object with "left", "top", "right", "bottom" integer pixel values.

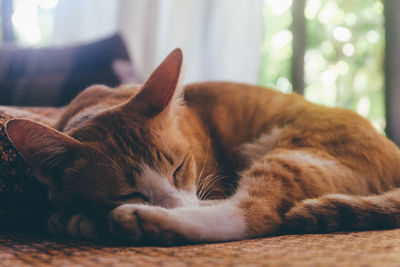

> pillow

[
  {"left": 0, "top": 34, "right": 139, "bottom": 107},
  {"left": 0, "top": 107, "right": 57, "bottom": 232}
]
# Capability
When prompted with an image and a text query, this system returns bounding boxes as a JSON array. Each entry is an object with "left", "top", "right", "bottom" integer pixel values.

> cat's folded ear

[
  {"left": 5, "top": 119, "right": 84, "bottom": 187},
  {"left": 125, "top": 48, "right": 183, "bottom": 117}
]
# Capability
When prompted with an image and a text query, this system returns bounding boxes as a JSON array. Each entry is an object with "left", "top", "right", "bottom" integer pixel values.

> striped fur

[
  {"left": 5, "top": 48, "right": 400, "bottom": 244},
  {"left": 282, "top": 189, "right": 400, "bottom": 234}
]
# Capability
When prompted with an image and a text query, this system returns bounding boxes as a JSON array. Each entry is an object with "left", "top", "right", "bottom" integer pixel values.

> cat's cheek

[
  {"left": 182, "top": 155, "right": 198, "bottom": 188},
  {"left": 174, "top": 189, "right": 199, "bottom": 207}
]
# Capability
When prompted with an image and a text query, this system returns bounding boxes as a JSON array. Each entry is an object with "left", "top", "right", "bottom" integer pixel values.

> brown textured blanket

[{"left": 2, "top": 229, "right": 400, "bottom": 266}]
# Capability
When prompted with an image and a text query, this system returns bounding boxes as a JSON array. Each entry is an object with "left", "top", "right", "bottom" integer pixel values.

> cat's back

[
  {"left": 183, "top": 81, "right": 388, "bottom": 149},
  {"left": 183, "top": 81, "right": 308, "bottom": 146},
  {"left": 184, "top": 82, "right": 400, "bottom": 188}
]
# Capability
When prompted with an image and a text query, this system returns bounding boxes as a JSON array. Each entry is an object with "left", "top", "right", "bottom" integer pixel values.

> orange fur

[{"left": 6, "top": 48, "right": 400, "bottom": 244}]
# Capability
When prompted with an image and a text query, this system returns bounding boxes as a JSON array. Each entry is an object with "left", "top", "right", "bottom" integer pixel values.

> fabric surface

[
  {"left": 118, "top": 0, "right": 263, "bottom": 84},
  {"left": 1, "top": 229, "right": 400, "bottom": 266}
]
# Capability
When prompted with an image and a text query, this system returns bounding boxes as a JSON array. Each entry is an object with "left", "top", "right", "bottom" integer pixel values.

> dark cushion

[{"left": 0, "top": 34, "right": 137, "bottom": 107}]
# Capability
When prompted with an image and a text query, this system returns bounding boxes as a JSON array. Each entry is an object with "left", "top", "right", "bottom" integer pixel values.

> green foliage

[
  {"left": 259, "top": 0, "right": 293, "bottom": 93},
  {"left": 259, "top": 0, "right": 385, "bottom": 132}
]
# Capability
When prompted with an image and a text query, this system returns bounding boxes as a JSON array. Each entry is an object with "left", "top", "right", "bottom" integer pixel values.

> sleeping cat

[{"left": 5, "top": 48, "right": 400, "bottom": 245}]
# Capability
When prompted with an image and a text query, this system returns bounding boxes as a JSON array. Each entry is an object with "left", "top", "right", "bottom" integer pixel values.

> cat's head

[{"left": 5, "top": 49, "right": 199, "bottom": 216}]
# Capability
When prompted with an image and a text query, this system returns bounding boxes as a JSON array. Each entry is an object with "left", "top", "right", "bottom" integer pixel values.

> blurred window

[
  {"left": 259, "top": 0, "right": 385, "bottom": 132},
  {"left": 0, "top": 0, "right": 387, "bottom": 132},
  {"left": 0, "top": 0, "right": 58, "bottom": 47}
]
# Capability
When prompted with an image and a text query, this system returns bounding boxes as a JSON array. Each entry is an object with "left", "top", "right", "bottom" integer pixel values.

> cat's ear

[
  {"left": 126, "top": 48, "right": 183, "bottom": 117},
  {"left": 5, "top": 119, "right": 83, "bottom": 186}
]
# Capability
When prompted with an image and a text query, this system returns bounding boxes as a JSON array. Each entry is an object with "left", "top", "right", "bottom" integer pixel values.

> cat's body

[{"left": 6, "top": 49, "right": 400, "bottom": 244}]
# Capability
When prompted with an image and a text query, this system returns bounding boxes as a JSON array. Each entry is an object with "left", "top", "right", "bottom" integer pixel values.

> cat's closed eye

[
  {"left": 173, "top": 161, "right": 184, "bottom": 186},
  {"left": 115, "top": 192, "right": 149, "bottom": 203}
]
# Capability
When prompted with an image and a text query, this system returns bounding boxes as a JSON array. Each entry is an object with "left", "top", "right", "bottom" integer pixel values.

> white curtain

[
  {"left": 52, "top": 0, "right": 119, "bottom": 46},
  {"left": 52, "top": 0, "right": 264, "bottom": 84}
]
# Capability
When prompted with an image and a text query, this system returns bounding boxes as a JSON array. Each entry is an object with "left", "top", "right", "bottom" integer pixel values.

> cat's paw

[
  {"left": 283, "top": 195, "right": 358, "bottom": 234},
  {"left": 48, "top": 210, "right": 69, "bottom": 237},
  {"left": 282, "top": 202, "right": 319, "bottom": 234},
  {"left": 48, "top": 211, "right": 99, "bottom": 240},
  {"left": 109, "top": 204, "right": 185, "bottom": 245},
  {"left": 66, "top": 213, "right": 99, "bottom": 239}
]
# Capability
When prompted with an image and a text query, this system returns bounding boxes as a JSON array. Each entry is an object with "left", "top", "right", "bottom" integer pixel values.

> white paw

[
  {"left": 48, "top": 211, "right": 67, "bottom": 237},
  {"left": 109, "top": 204, "right": 185, "bottom": 245}
]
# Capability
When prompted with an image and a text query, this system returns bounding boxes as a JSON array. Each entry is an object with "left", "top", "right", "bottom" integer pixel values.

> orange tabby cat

[{"left": 5, "top": 49, "right": 400, "bottom": 244}]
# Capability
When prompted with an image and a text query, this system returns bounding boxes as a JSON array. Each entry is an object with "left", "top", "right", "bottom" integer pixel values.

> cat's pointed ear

[
  {"left": 5, "top": 119, "right": 83, "bottom": 186},
  {"left": 127, "top": 48, "right": 183, "bottom": 117}
]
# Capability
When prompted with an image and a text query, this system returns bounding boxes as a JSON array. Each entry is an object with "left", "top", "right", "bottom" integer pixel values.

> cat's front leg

[
  {"left": 110, "top": 204, "right": 186, "bottom": 245},
  {"left": 109, "top": 149, "right": 334, "bottom": 245},
  {"left": 48, "top": 210, "right": 99, "bottom": 240},
  {"left": 109, "top": 202, "right": 248, "bottom": 245}
]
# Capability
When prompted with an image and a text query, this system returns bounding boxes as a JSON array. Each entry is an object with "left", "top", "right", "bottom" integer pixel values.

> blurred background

[{"left": 1, "top": 0, "right": 399, "bottom": 144}]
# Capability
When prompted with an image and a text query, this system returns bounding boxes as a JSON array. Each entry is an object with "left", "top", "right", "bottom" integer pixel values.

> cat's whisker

[
  {"left": 196, "top": 172, "right": 216, "bottom": 199},
  {"left": 196, "top": 128, "right": 211, "bottom": 184},
  {"left": 196, "top": 181, "right": 209, "bottom": 200},
  {"left": 196, "top": 172, "right": 227, "bottom": 200},
  {"left": 196, "top": 164, "right": 219, "bottom": 187},
  {"left": 200, "top": 185, "right": 226, "bottom": 201},
  {"left": 196, "top": 182, "right": 208, "bottom": 200}
]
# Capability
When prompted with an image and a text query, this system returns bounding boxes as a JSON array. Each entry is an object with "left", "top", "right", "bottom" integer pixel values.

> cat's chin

[
  {"left": 172, "top": 190, "right": 199, "bottom": 208},
  {"left": 153, "top": 189, "right": 199, "bottom": 209}
]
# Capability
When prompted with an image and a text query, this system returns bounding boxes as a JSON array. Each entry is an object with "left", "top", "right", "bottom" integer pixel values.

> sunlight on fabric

[
  {"left": 12, "top": 1, "right": 40, "bottom": 44},
  {"left": 37, "top": 0, "right": 59, "bottom": 9}
]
